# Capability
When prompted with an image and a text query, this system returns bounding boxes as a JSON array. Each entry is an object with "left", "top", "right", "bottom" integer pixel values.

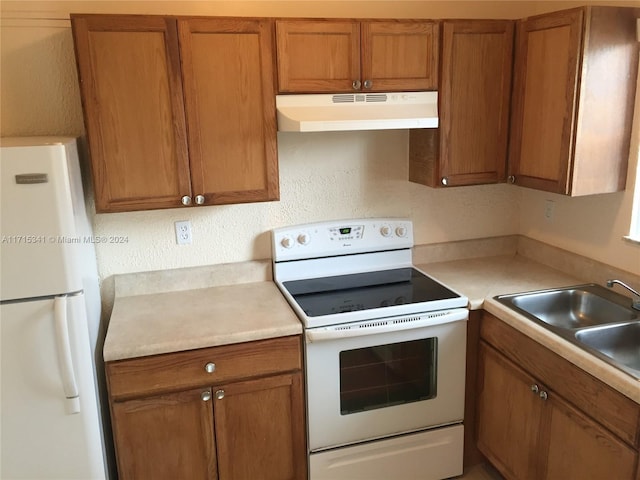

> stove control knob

[
  {"left": 297, "top": 233, "right": 310, "bottom": 245},
  {"left": 380, "top": 225, "right": 392, "bottom": 237},
  {"left": 280, "top": 236, "right": 294, "bottom": 249},
  {"left": 395, "top": 226, "right": 407, "bottom": 238}
]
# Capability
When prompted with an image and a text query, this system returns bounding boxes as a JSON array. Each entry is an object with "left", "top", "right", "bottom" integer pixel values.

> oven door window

[{"left": 339, "top": 338, "right": 437, "bottom": 415}]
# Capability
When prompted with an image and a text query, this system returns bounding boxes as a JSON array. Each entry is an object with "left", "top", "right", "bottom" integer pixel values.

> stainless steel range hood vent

[{"left": 276, "top": 91, "right": 438, "bottom": 132}]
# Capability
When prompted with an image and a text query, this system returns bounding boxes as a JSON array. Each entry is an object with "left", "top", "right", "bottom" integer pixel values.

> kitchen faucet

[{"left": 606, "top": 279, "right": 640, "bottom": 310}]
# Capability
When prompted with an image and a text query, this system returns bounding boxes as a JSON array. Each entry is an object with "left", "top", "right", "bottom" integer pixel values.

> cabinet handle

[
  {"left": 508, "top": 175, "right": 516, "bottom": 184},
  {"left": 204, "top": 362, "right": 216, "bottom": 374},
  {"left": 530, "top": 384, "right": 539, "bottom": 394},
  {"left": 539, "top": 391, "right": 548, "bottom": 401},
  {"left": 363, "top": 79, "right": 372, "bottom": 89},
  {"left": 181, "top": 195, "right": 192, "bottom": 206},
  {"left": 441, "top": 177, "right": 448, "bottom": 186},
  {"left": 195, "top": 194, "right": 205, "bottom": 205},
  {"left": 352, "top": 80, "right": 362, "bottom": 90},
  {"left": 201, "top": 390, "right": 212, "bottom": 402},
  {"left": 215, "top": 389, "right": 225, "bottom": 400}
]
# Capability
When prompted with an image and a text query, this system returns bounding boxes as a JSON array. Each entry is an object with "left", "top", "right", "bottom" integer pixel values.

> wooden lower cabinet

[
  {"left": 107, "top": 336, "right": 306, "bottom": 480},
  {"left": 477, "top": 314, "right": 639, "bottom": 480},
  {"left": 111, "top": 388, "right": 217, "bottom": 479}
]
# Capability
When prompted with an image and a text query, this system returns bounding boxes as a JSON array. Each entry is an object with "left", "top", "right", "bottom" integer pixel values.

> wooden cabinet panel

[
  {"left": 72, "top": 14, "right": 279, "bottom": 212},
  {"left": 543, "top": 393, "right": 637, "bottom": 480},
  {"left": 477, "top": 342, "right": 542, "bottom": 478},
  {"left": 362, "top": 21, "right": 438, "bottom": 92},
  {"left": 108, "top": 336, "right": 307, "bottom": 480},
  {"left": 276, "top": 20, "right": 361, "bottom": 93},
  {"left": 508, "top": 6, "right": 639, "bottom": 195},
  {"left": 214, "top": 373, "right": 307, "bottom": 480},
  {"left": 480, "top": 313, "right": 640, "bottom": 448},
  {"left": 409, "top": 20, "right": 513, "bottom": 188},
  {"left": 276, "top": 19, "right": 438, "bottom": 94},
  {"left": 509, "top": 9, "right": 582, "bottom": 193},
  {"left": 478, "top": 312, "right": 640, "bottom": 480},
  {"left": 107, "top": 335, "right": 302, "bottom": 400},
  {"left": 111, "top": 388, "right": 216, "bottom": 480},
  {"left": 71, "top": 15, "right": 190, "bottom": 212},
  {"left": 179, "top": 18, "right": 279, "bottom": 205}
]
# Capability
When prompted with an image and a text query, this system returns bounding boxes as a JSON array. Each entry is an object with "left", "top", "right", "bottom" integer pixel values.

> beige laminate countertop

[
  {"left": 103, "top": 253, "right": 638, "bottom": 404},
  {"left": 103, "top": 281, "right": 302, "bottom": 362},
  {"left": 416, "top": 255, "right": 640, "bottom": 404}
]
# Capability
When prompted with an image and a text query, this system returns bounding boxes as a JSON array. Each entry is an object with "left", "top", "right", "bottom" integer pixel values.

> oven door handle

[{"left": 305, "top": 308, "right": 468, "bottom": 343}]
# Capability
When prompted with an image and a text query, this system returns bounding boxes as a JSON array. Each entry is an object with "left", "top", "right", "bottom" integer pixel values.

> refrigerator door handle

[{"left": 53, "top": 296, "right": 81, "bottom": 414}]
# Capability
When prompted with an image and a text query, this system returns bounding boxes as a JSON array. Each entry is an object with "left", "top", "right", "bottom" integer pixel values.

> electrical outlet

[
  {"left": 544, "top": 200, "right": 555, "bottom": 221},
  {"left": 175, "top": 220, "right": 192, "bottom": 245}
]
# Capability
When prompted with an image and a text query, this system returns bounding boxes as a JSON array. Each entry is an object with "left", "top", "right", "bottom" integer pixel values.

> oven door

[{"left": 305, "top": 308, "right": 467, "bottom": 452}]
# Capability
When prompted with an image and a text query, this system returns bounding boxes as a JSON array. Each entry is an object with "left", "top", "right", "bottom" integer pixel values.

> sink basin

[
  {"left": 498, "top": 284, "right": 638, "bottom": 330},
  {"left": 495, "top": 284, "right": 640, "bottom": 380},
  {"left": 575, "top": 322, "right": 640, "bottom": 378}
]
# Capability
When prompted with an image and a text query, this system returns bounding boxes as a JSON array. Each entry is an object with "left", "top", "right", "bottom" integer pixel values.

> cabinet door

[
  {"left": 178, "top": 18, "right": 279, "bottom": 205},
  {"left": 111, "top": 388, "right": 216, "bottom": 480},
  {"left": 542, "top": 393, "right": 637, "bottom": 480},
  {"left": 361, "top": 21, "right": 438, "bottom": 92},
  {"left": 409, "top": 20, "right": 513, "bottom": 188},
  {"left": 276, "top": 20, "right": 361, "bottom": 93},
  {"left": 438, "top": 20, "right": 513, "bottom": 186},
  {"left": 476, "top": 342, "right": 543, "bottom": 479},
  {"left": 213, "top": 373, "right": 307, "bottom": 480},
  {"left": 508, "top": 9, "right": 583, "bottom": 193},
  {"left": 71, "top": 15, "right": 191, "bottom": 212}
]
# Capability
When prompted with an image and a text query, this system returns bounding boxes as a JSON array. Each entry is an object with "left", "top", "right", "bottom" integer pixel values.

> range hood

[{"left": 276, "top": 91, "right": 438, "bottom": 132}]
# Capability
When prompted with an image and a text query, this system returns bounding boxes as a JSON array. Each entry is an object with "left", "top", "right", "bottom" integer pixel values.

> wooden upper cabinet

[
  {"left": 71, "top": 15, "right": 191, "bottom": 212},
  {"left": 362, "top": 21, "right": 438, "bottom": 92},
  {"left": 276, "top": 20, "right": 360, "bottom": 93},
  {"left": 508, "top": 6, "right": 640, "bottom": 195},
  {"left": 276, "top": 19, "right": 438, "bottom": 93},
  {"left": 409, "top": 20, "right": 513, "bottom": 187},
  {"left": 178, "top": 18, "right": 279, "bottom": 205},
  {"left": 71, "top": 15, "right": 279, "bottom": 212}
]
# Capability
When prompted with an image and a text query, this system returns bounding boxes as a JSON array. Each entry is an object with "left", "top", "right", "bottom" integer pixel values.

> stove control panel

[{"left": 272, "top": 218, "right": 413, "bottom": 262}]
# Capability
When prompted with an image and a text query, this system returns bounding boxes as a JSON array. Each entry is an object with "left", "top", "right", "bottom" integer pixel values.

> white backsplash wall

[{"left": 94, "top": 130, "right": 521, "bottom": 279}]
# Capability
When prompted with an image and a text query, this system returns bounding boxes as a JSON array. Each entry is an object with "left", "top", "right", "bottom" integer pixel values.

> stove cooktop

[{"left": 282, "top": 267, "right": 461, "bottom": 318}]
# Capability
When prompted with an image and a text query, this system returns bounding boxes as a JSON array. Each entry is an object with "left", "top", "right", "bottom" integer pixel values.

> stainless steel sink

[
  {"left": 575, "top": 322, "right": 640, "bottom": 378},
  {"left": 505, "top": 285, "right": 637, "bottom": 329},
  {"left": 495, "top": 284, "right": 640, "bottom": 380}
]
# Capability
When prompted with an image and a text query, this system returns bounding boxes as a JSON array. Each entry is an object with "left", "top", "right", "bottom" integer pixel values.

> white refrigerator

[{"left": 0, "top": 137, "right": 107, "bottom": 479}]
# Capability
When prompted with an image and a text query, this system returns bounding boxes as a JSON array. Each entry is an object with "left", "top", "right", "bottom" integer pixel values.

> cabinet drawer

[{"left": 107, "top": 335, "right": 302, "bottom": 400}]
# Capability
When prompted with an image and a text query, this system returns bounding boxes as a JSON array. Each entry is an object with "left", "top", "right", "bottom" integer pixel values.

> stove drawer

[{"left": 106, "top": 335, "right": 302, "bottom": 400}]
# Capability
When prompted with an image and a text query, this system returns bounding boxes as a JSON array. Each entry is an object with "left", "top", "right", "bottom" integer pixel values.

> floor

[{"left": 456, "top": 463, "right": 504, "bottom": 480}]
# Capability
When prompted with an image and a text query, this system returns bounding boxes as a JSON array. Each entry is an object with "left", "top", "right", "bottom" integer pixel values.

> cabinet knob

[
  {"left": 441, "top": 177, "right": 448, "bottom": 186},
  {"left": 195, "top": 194, "right": 205, "bottom": 205},
  {"left": 352, "top": 80, "right": 362, "bottom": 90},
  {"left": 539, "top": 391, "right": 548, "bottom": 401},
  {"left": 204, "top": 362, "right": 216, "bottom": 374},
  {"left": 530, "top": 384, "right": 539, "bottom": 394},
  {"left": 508, "top": 175, "right": 516, "bottom": 184},
  {"left": 181, "top": 195, "right": 192, "bottom": 206},
  {"left": 215, "top": 389, "right": 225, "bottom": 400},
  {"left": 201, "top": 390, "right": 212, "bottom": 402},
  {"left": 363, "top": 79, "right": 372, "bottom": 89}
]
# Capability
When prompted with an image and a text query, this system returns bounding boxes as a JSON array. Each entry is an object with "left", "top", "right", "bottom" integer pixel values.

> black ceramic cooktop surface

[{"left": 283, "top": 267, "right": 460, "bottom": 317}]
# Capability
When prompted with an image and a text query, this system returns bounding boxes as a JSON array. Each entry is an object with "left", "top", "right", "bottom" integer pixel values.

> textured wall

[{"left": 94, "top": 131, "right": 520, "bottom": 278}]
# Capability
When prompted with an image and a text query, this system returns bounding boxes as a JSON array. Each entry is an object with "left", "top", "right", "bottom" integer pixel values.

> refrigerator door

[
  {"left": 0, "top": 139, "right": 83, "bottom": 301},
  {"left": 0, "top": 293, "right": 105, "bottom": 479}
]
